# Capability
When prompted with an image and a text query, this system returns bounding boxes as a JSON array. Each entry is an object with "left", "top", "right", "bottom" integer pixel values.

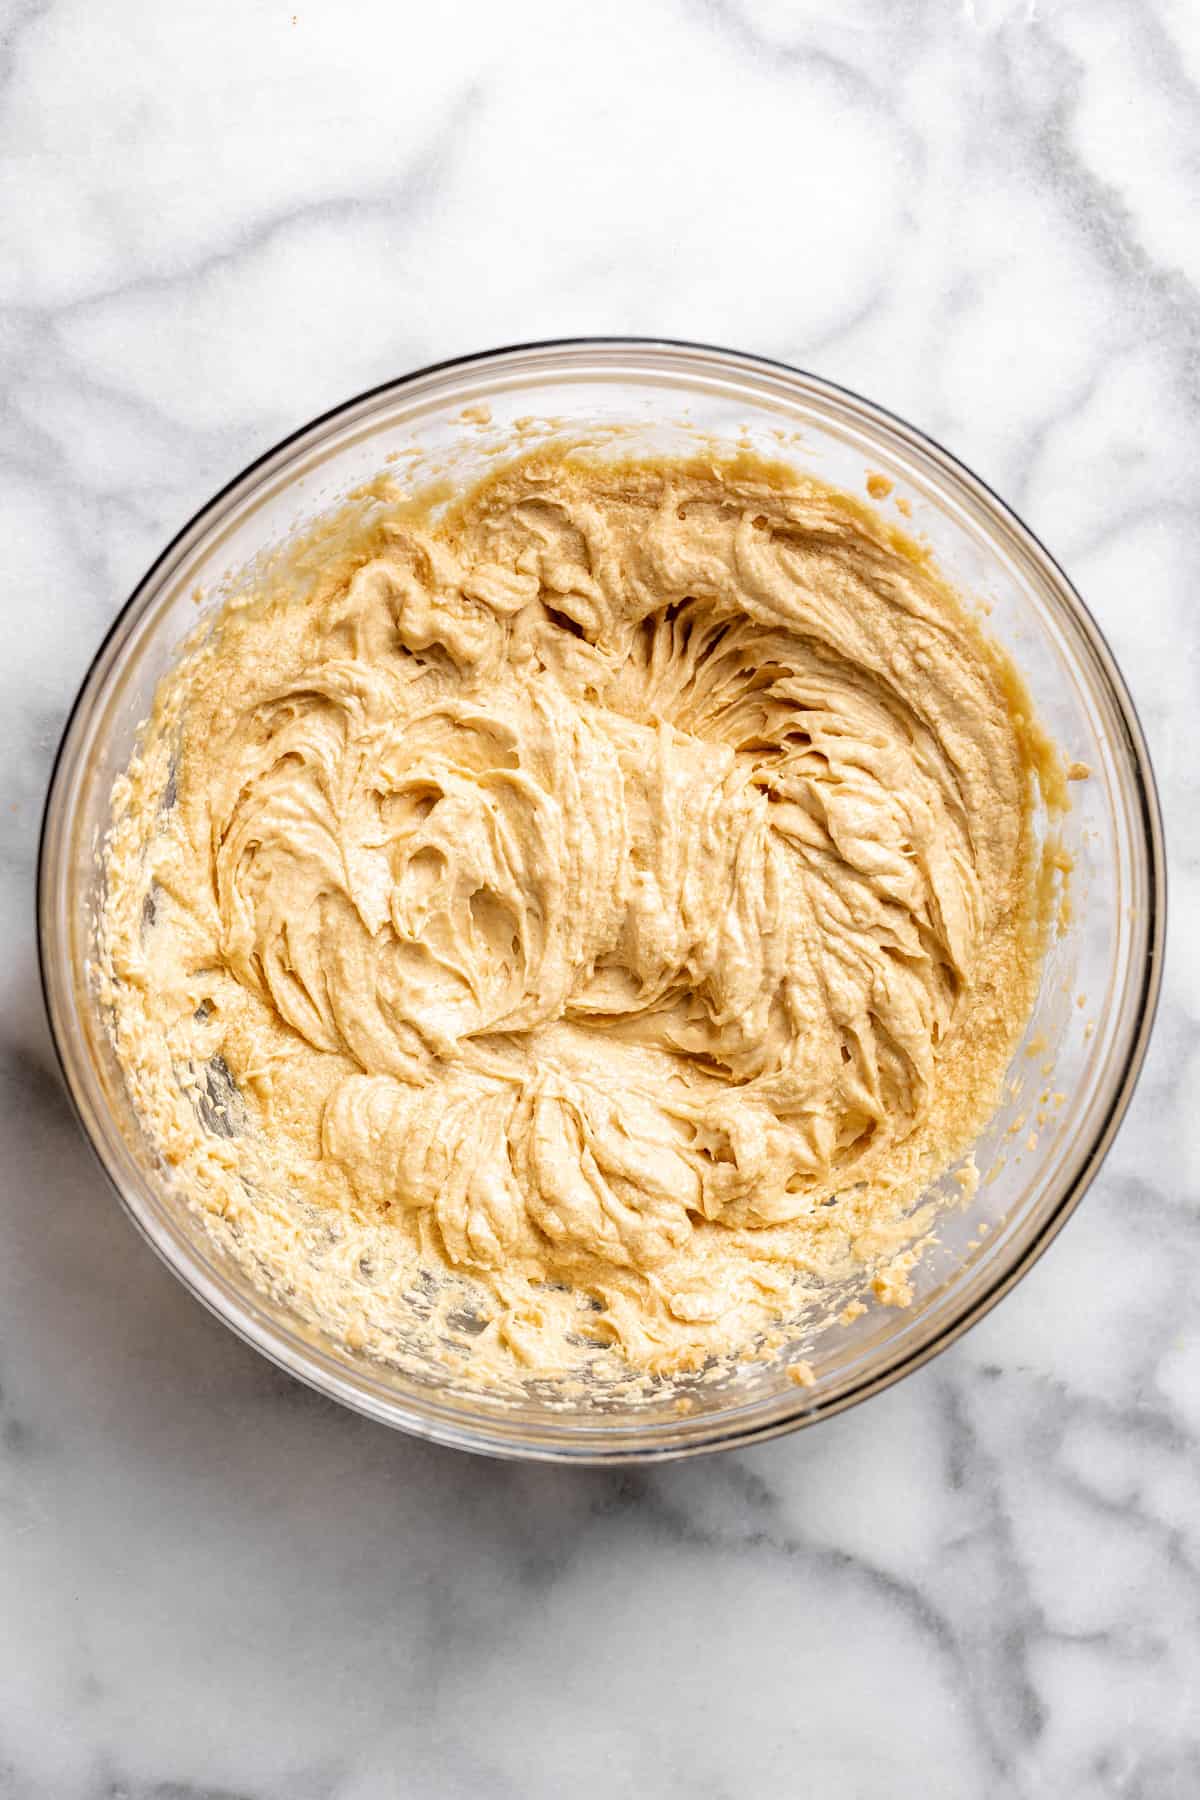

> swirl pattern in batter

[{"left": 103, "top": 449, "right": 1056, "bottom": 1378}]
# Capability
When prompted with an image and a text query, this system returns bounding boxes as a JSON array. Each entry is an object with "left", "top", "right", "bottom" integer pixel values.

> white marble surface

[{"left": 1, "top": 0, "right": 1196, "bottom": 1792}]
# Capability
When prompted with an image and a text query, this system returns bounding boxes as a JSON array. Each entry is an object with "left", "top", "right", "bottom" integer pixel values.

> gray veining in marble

[{"left": 1, "top": 0, "right": 1196, "bottom": 1794}]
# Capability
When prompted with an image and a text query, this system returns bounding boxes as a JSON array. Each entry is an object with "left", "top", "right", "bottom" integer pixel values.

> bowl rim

[{"left": 37, "top": 335, "right": 1168, "bottom": 1462}]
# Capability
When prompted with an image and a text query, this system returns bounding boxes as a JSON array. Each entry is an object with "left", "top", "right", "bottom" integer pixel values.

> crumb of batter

[
  {"left": 99, "top": 445, "right": 1063, "bottom": 1390},
  {"left": 865, "top": 472, "right": 893, "bottom": 500},
  {"left": 953, "top": 1157, "right": 980, "bottom": 1200},
  {"left": 788, "top": 1361, "right": 817, "bottom": 1389},
  {"left": 871, "top": 1251, "right": 920, "bottom": 1309}
]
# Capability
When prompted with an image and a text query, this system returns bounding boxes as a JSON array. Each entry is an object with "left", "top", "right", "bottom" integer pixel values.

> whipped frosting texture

[{"left": 103, "top": 449, "right": 1052, "bottom": 1377}]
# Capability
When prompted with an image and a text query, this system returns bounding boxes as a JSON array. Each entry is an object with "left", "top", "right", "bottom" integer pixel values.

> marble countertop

[{"left": 2, "top": 0, "right": 1196, "bottom": 1793}]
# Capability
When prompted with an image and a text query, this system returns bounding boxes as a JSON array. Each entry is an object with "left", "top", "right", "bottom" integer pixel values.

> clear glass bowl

[{"left": 38, "top": 340, "right": 1165, "bottom": 1462}]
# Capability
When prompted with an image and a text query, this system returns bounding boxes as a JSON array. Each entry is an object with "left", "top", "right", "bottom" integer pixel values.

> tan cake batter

[{"left": 102, "top": 447, "right": 1060, "bottom": 1383}]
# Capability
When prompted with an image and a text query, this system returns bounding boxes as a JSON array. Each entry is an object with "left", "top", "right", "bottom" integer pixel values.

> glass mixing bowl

[{"left": 38, "top": 340, "right": 1165, "bottom": 1462}]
